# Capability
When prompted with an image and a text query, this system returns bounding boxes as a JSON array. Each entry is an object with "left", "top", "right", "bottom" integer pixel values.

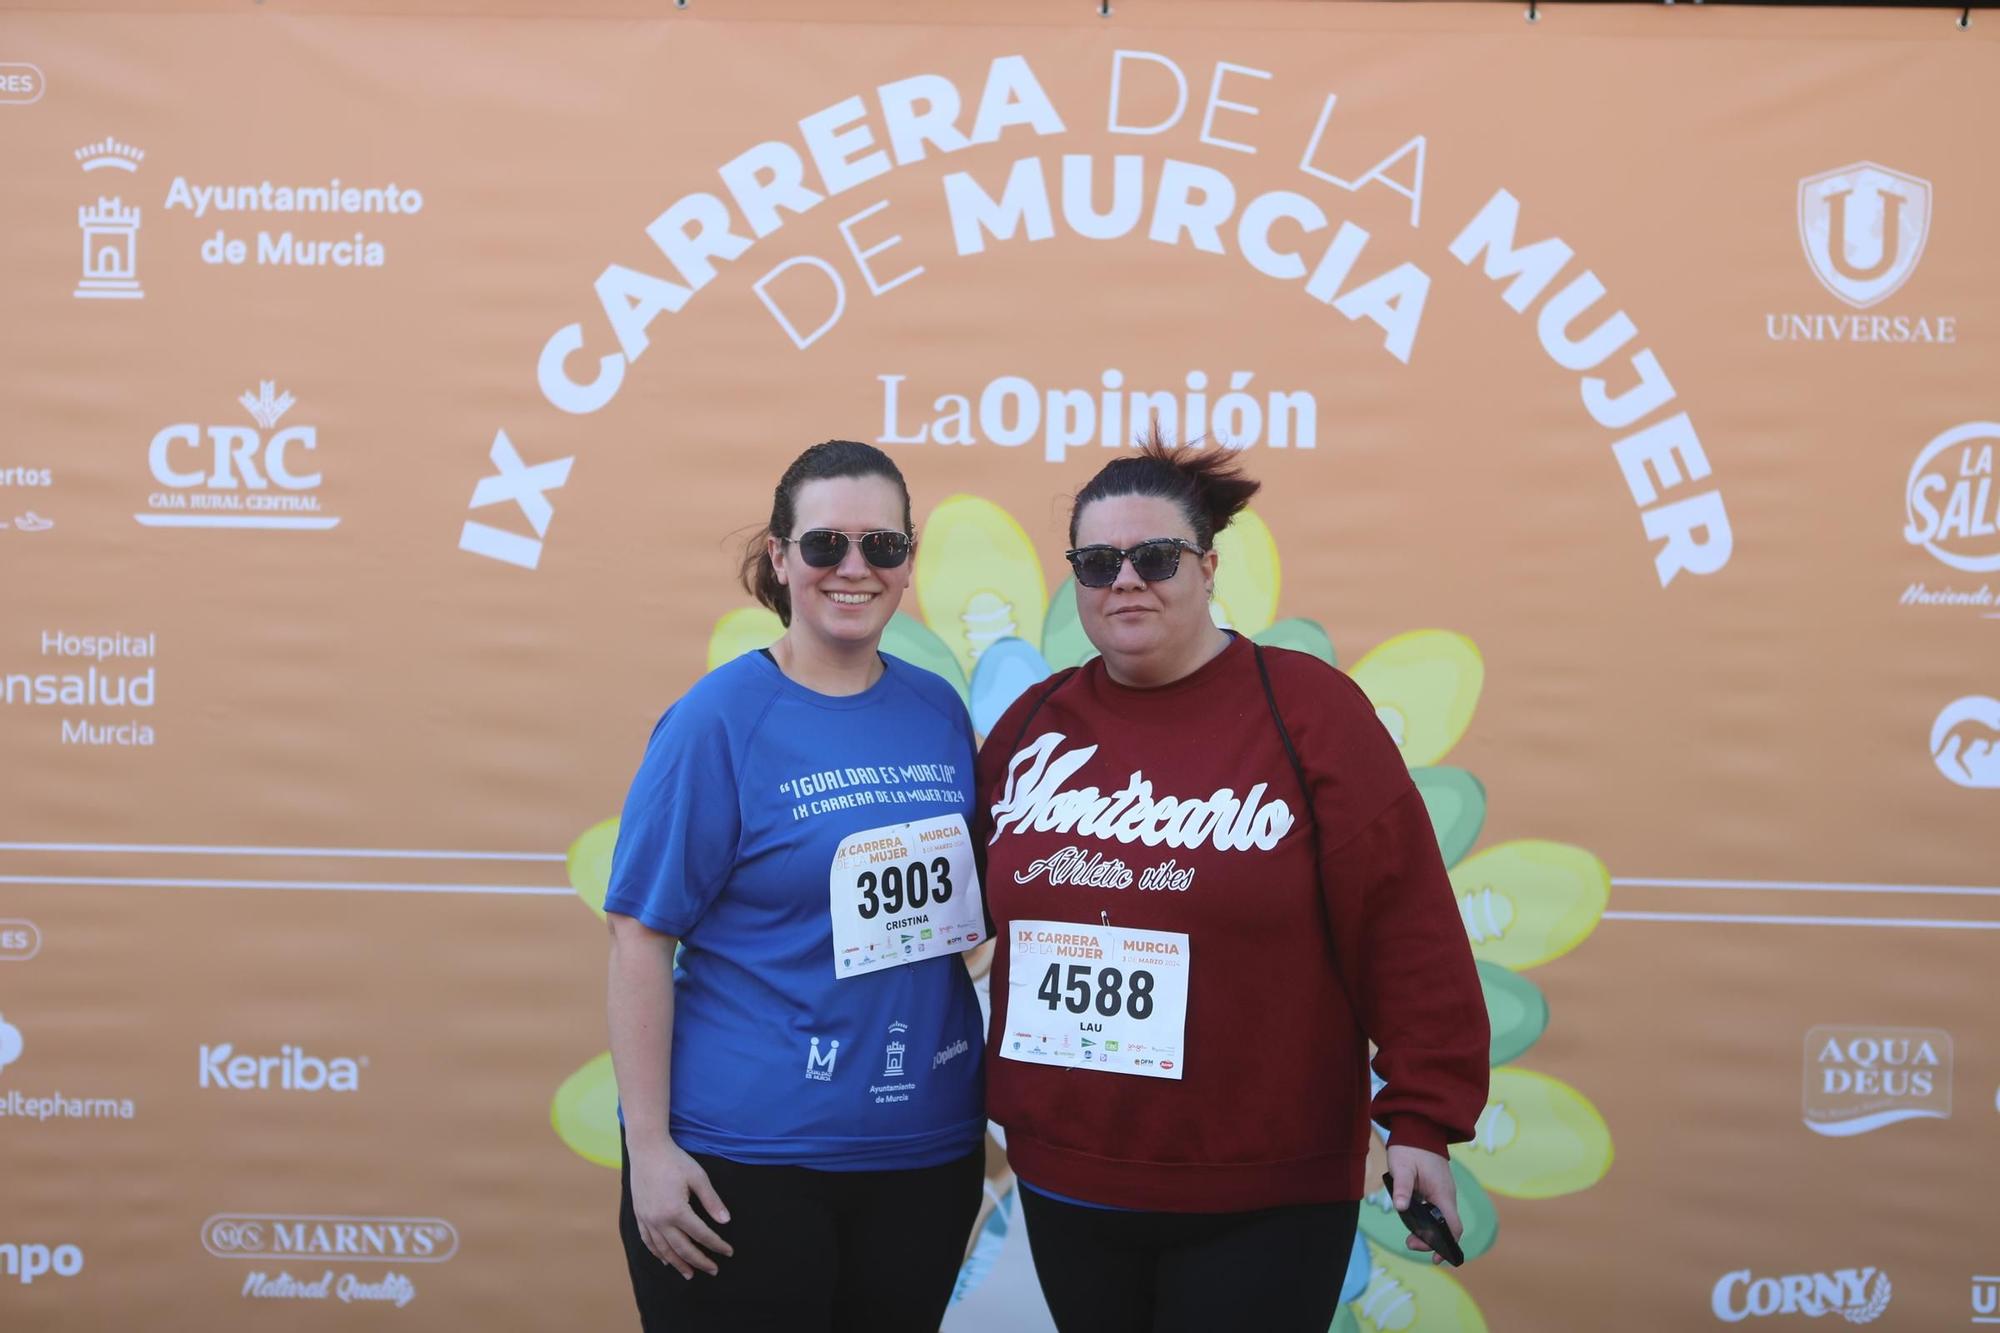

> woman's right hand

[{"left": 629, "top": 1139, "right": 734, "bottom": 1279}]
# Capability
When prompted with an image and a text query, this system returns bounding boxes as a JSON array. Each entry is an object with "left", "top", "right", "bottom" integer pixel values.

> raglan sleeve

[
  {"left": 600, "top": 699, "right": 741, "bottom": 938},
  {"left": 1308, "top": 669, "right": 1490, "bottom": 1155}
]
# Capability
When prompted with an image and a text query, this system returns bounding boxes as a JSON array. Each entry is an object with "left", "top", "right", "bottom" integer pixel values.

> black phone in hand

[{"left": 1381, "top": 1171, "right": 1466, "bottom": 1267}]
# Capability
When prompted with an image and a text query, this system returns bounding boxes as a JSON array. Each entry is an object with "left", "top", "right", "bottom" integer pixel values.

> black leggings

[
  {"left": 1019, "top": 1186, "right": 1360, "bottom": 1333},
  {"left": 618, "top": 1130, "right": 984, "bottom": 1333}
]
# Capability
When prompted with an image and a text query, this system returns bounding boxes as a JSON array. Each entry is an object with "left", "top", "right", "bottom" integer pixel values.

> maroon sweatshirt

[{"left": 975, "top": 636, "right": 1489, "bottom": 1211}]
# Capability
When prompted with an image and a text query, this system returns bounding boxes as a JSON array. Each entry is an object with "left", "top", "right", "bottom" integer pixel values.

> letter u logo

[
  {"left": 1797, "top": 162, "right": 1931, "bottom": 309},
  {"left": 1825, "top": 186, "right": 1903, "bottom": 283}
]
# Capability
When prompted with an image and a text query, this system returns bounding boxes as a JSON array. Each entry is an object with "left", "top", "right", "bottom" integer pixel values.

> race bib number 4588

[
  {"left": 828, "top": 814, "right": 985, "bottom": 978},
  {"left": 1000, "top": 921, "right": 1190, "bottom": 1080}
]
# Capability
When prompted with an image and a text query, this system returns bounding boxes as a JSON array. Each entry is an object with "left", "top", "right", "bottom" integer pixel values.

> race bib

[
  {"left": 827, "top": 814, "right": 985, "bottom": 978},
  {"left": 998, "top": 920, "right": 1190, "bottom": 1080}
]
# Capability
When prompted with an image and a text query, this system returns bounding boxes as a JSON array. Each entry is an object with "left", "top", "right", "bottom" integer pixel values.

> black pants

[
  {"left": 618, "top": 1130, "right": 984, "bottom": 1333},
  {"left": 1020, "top": 1186, "right": 1360, "bottom": 1333}
]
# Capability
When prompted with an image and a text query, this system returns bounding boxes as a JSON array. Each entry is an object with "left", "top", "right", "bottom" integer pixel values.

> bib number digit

[
  {"left": 1095, "top": 967, "right": 1123, "bottom": 1017},
  {"left": 930, "top": 856, "right": 953, "bottom": 903},
  {"left": 1065, "top": 963, "right": 1091, "bottom": 1013},
  {"left": 906, "top": 860, "right": 929, "bottom": 909},
  {"left": 857, "top": 871, "right": 880, "bottom": 921},
  {"left": 1127, "top": 968, "right": 1155, "bottom": 1021}
]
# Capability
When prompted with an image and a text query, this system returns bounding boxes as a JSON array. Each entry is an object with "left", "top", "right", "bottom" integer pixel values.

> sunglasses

[
  {"left": 781, "top": 528, "right": 913, "bottom": 570},
  {"left": 1064, "top": 538, "right": 1204, "bottom": 589}
]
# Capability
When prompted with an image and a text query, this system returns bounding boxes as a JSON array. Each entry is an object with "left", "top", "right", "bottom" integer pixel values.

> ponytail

[{"left": 1067, "top": 423, "right": 1261, "bottom": 548}]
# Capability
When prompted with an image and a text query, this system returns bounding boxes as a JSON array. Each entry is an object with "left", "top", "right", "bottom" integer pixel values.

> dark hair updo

[
  {"left": 740, "top": 440, "right": 913, "bottom": 627},
  {"left": 1067, "top": 426, "right": 1262, "bottom": 549}
]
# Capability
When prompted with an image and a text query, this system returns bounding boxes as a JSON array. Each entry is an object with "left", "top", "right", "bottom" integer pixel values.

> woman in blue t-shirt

[{"left": 604, "top": 440, "right": 988, "bottom": 1332}]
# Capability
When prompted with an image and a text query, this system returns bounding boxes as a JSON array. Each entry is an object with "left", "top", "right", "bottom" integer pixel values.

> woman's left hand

[{"left": 1384, "top": 1144, "right": 1461, "bottom": 1265}]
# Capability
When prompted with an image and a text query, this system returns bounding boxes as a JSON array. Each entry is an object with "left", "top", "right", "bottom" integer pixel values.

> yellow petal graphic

[
  {"left": 1347, "top": 1241, "right": 1489, "bottom": 1332},
  {"left": 1449, "top": 840, "right": 1609, "bottom": 970},
  {"left": 1349, "top": 630, "right": 1484, "bottom": 768},
  {"left": 1040, "top": 578, "right": 1098, "bottom": 671},
  {"left": 1209, "top": 508, "right": 1279, "bottom": 636},
  {"left": 567, "top": 819, "right": 620, "bottom": 921},
  {"left": 914, "top": 495, "right": 1047, "bottom": 680},
  {"left": 1459, "top": 1067, "right": 1614, "bottom": 1201},
  {"left": 707, "top": 607, "right": 784, "bottom": 672},
  {"left": 550, "top": 1051, "right": 622, "bottom": 1169}
]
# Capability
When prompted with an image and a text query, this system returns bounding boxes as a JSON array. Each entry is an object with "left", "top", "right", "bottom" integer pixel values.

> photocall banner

[{"left": 1, "top": 2, "right": 1995, "bottom": 1328}]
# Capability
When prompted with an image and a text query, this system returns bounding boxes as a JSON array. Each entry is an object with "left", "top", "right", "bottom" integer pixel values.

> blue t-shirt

[{"left": 604, "top": 650, "right": 986, "bottom": 1171}]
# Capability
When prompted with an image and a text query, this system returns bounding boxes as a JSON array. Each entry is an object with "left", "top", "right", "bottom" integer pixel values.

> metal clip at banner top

[{"left": 1101, "top": 911, "right": 1110, "bottom": 926}]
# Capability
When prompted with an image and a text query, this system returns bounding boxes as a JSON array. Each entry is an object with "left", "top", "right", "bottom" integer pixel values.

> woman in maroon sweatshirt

[{"left": 975, "top": 435, "right": 1489, "bottom": 1332}]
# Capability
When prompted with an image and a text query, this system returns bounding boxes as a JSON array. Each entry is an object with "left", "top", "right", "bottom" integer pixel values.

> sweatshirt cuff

[{"left": 1381, "top": 1115, "right": 1452, "bottom": 1158}]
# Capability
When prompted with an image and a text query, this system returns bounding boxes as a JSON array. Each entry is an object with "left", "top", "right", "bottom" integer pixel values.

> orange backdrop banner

[{"left": 1, "top": 2, "right": 1996, "bottom": 1329}]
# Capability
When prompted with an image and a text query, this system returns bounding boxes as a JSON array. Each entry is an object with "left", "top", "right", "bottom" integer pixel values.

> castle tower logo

[
  {"left": 1797, "top": 162, "right": 1932, "bottom": 310},
  {"left": 74, "top": 138, "right": 146, "bottom": 300}
]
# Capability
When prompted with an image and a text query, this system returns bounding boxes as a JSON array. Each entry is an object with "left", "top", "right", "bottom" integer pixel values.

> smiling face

[
  {"left": 1071, "top": 493, "right": 1221, "bottom": 685},
  {"left": 768, "top": 475, "right": 912, "bottom": 655}
]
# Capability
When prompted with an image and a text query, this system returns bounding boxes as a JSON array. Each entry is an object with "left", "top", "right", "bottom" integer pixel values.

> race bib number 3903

[
  {"left": 999, "top": 920, "right": 1190, "bottom": 1080},
  {"left": 828, "top": 814, "right": 985, "bottom": 978}
]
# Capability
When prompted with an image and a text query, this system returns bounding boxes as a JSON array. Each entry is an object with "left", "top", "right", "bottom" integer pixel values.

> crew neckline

[
  {"left": 752, "top": 646, "right": 900, "bottom": 710},
  {"left": 1078, "top": 632, "right": 1248, "bottom": 722}
]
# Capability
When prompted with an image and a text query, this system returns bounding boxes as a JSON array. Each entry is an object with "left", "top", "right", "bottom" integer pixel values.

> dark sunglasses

[
  {"left": 1063, "top": 538, "right": 1204, "bottom": 589},
  {"left": 782, "top": 528, "right": 913, "bottom": 570}
]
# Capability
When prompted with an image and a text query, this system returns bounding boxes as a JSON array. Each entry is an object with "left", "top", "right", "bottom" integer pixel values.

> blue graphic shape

[
  {"left": 1340, "top": 1230, "right": 1371, "bottom": 1303},
  {"left": 969, "top": 637, "right": 1052, "bottom": 736}
]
